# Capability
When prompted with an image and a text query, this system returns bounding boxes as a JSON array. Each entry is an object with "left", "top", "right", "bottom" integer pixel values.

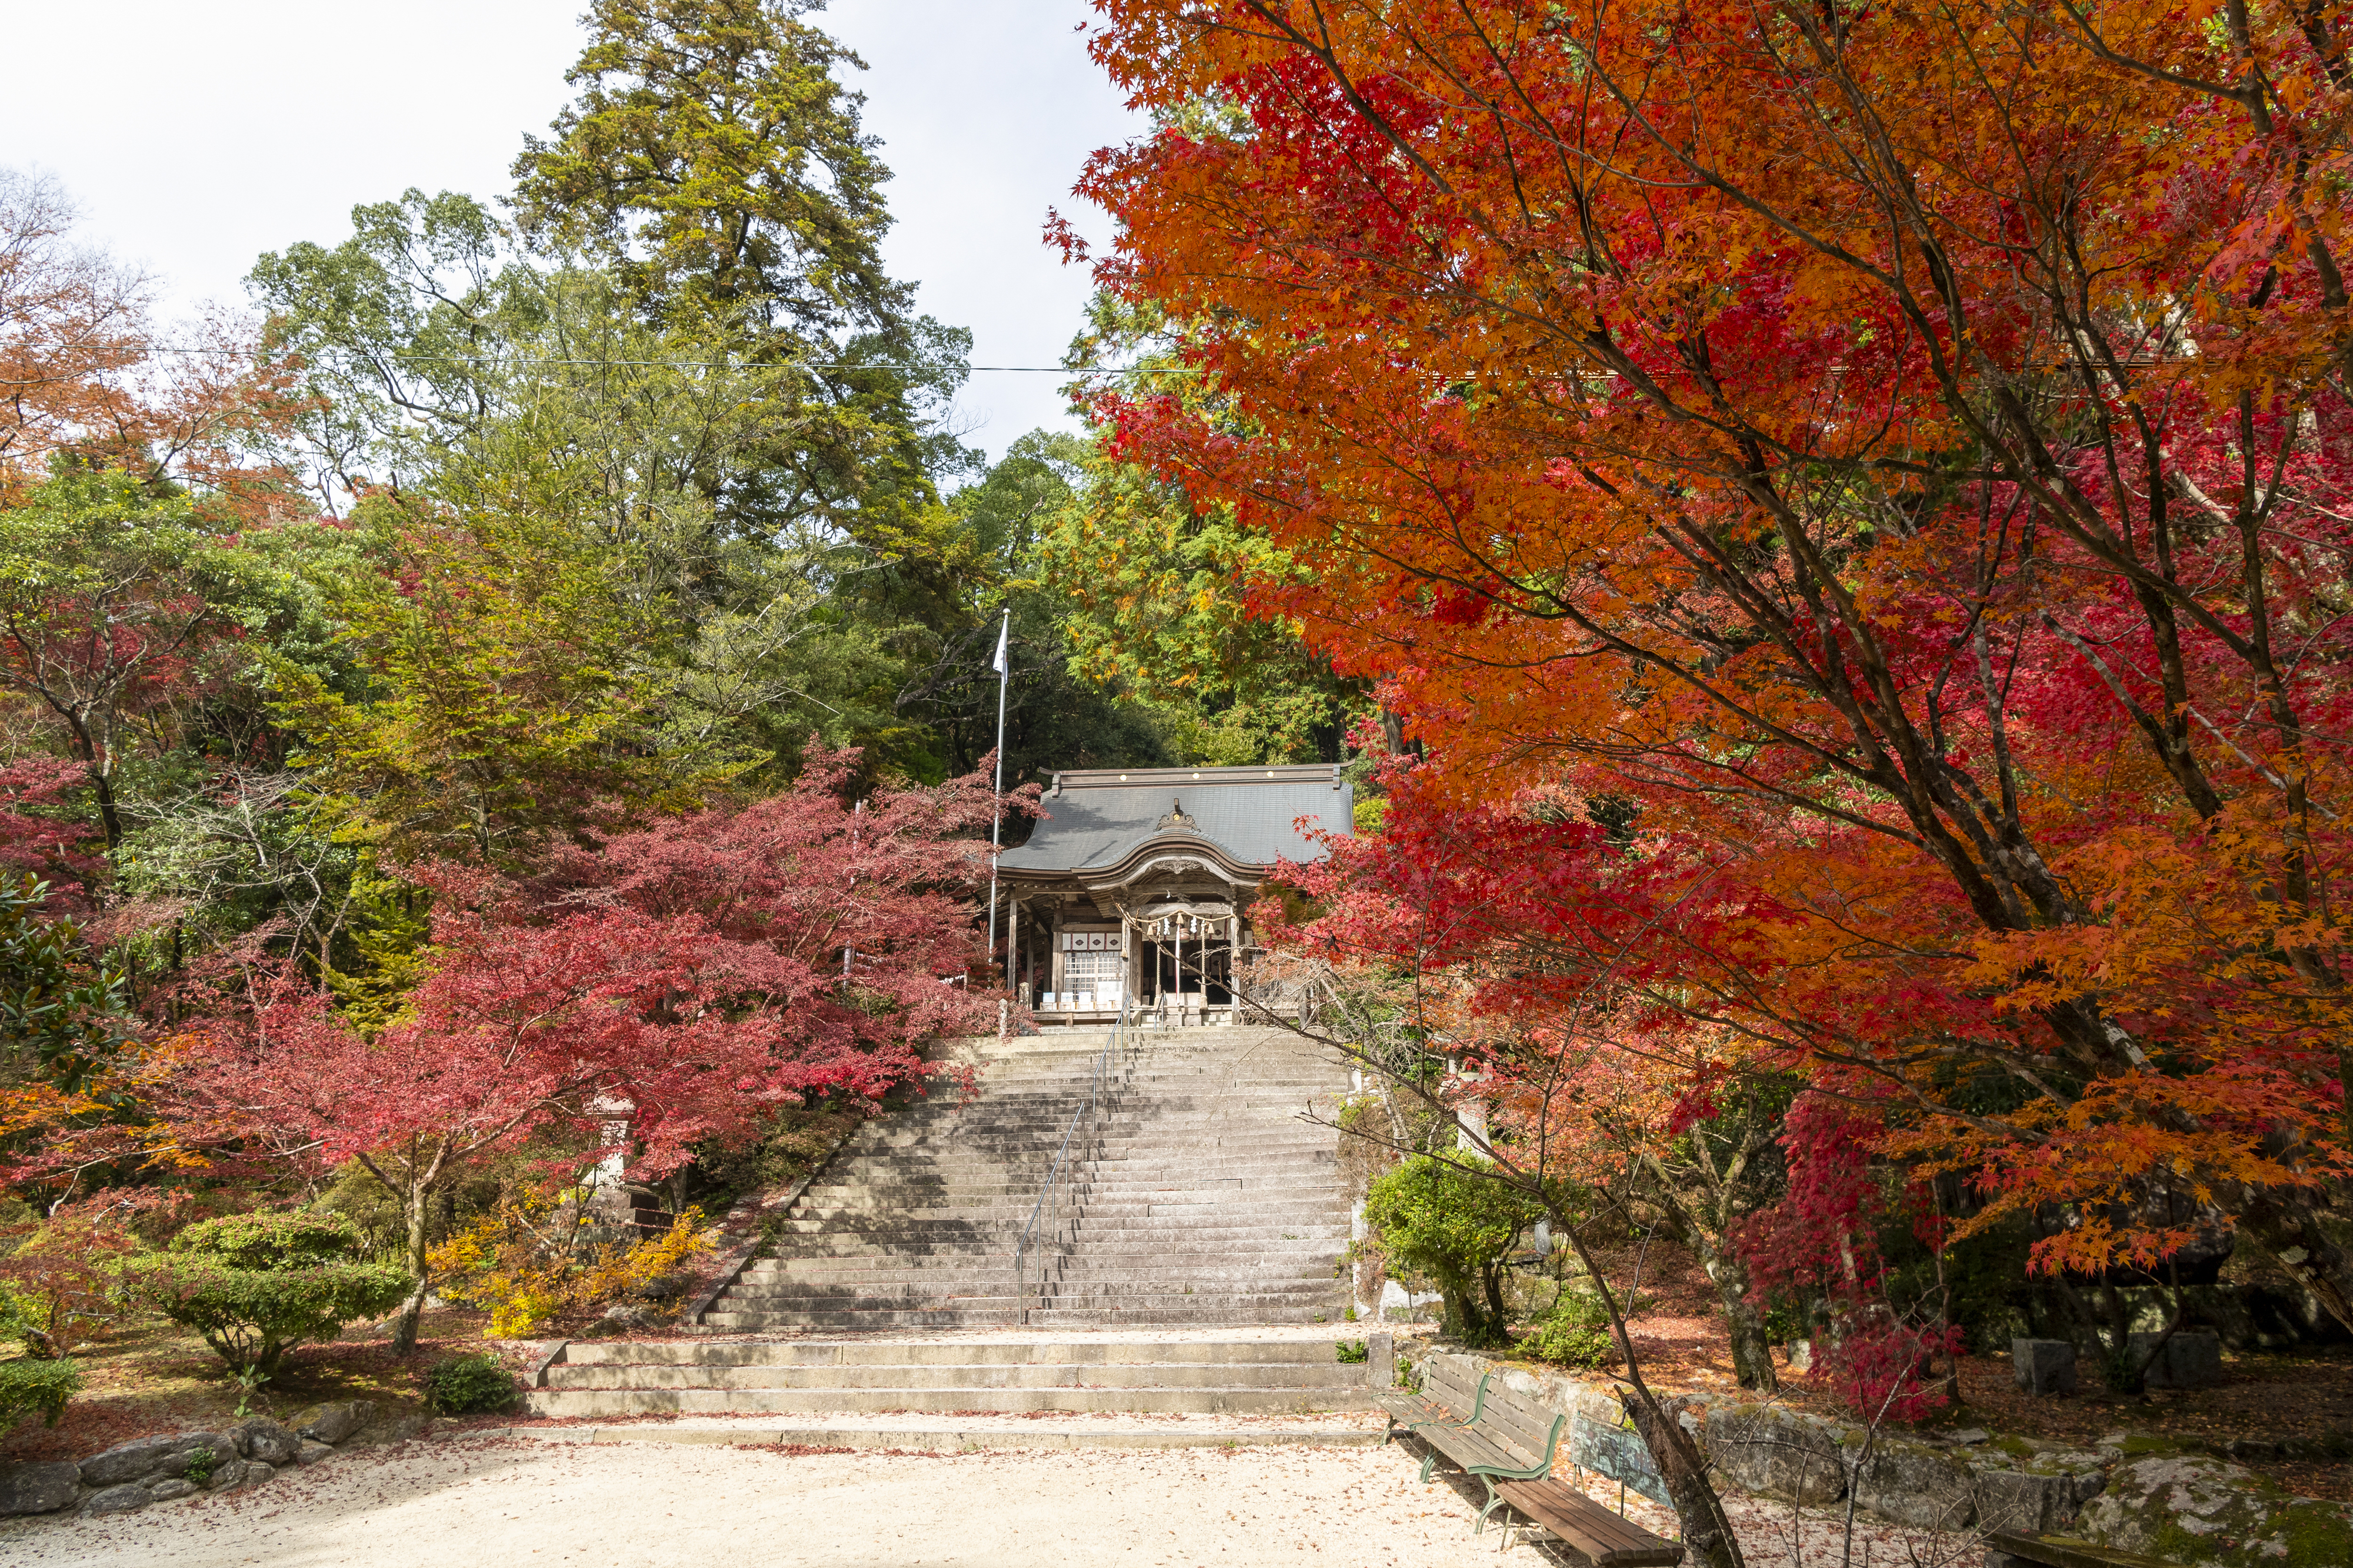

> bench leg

[
  {"left": 1419, "top": 1449, "right": 1441, "bottom": 1484},
  {"left": 1473, "top": 1477, "right": 1508, "bottom": 1536}
]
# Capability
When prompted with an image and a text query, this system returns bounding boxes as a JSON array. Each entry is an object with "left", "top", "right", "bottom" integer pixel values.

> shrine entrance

[
  {"left": 994, "top": 764, "right": 1355, "bottom": 1028},
  {"left": 1132, "top": 902, "right": 1238, "bottom": 1026}
]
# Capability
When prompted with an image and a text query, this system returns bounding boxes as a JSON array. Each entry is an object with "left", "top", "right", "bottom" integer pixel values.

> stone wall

[
  {"left": 1413, "top": 1349, "right": 2353, "bottom": 1568},
  {"left": 0, "top": 1400, "right": 395, "bottom": 1519}
]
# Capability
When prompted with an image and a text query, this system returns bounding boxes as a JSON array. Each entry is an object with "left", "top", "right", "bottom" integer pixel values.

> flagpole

[{"left": 987, "top": 607, "right": 1011, "bottom": 983}]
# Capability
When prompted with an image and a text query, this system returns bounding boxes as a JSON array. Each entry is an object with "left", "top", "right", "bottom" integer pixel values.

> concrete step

[
  {"left": 699, "top": 1310, "right": 1024, "bottom": 1329},
  {"left": 784, "top": 1195, "right": 1343, "bottom": 1220},
  {"left": 696, "top": 1026, "right": 1351, "bottom": 1332},
  {"left": 765, "top": 1222, "right": 1345, "bottom": 1248},
  {"left": 544, "top": 1362, "right": 1367, "bottom": 1392},
  {"left": 522, "top": 1386, "right": 1374, "bottom": 1417},
  {"left": 564, "top": 1340, "right": 1351, "bottom": 1368},
  {"left": 753, "top": 1252, "right": 1337, "bottom": 1279},
  {"left": 478, "top": 1423, "right": 1382, "bottom": 1452},
  {"left": 1022, "top": 1307, "right": 1347, "bottom": 1327},
  {"left": 728, "top": 1273, "right": 1344, "bottom": 1303}
]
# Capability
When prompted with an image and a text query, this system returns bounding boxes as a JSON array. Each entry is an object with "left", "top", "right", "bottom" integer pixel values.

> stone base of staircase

[
  {"left": 485, "top": 1419, "right": 1387, "bottom": 1452},
  {"left": 524, "top": 1336, "right": 1385, "bottom": 1420}
]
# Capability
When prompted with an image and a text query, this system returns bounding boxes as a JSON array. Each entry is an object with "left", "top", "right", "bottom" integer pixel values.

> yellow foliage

[{"left": 428, "top": 1187, "right": 716, "bottom": 1338}]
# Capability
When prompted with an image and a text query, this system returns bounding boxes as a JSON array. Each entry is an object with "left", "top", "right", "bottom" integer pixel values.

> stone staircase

[
  {"left": 523, "top": 1337, "right": 1378, "bottom": 1418},
  {"left": 699, "top": 1026, "right": 1352, "bottom": 1332},
  {"left": 1026, "top": 1029, "right": 1352, "bottom": 1326}
]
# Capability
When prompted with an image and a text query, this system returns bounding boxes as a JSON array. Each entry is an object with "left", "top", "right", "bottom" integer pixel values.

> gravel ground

[
  {"left": 1, "top": 1431, "right": 1983, "bottom": 1568},
  {"left": 1, "top": 1436, "right": 1552, "bottom": 1568}
]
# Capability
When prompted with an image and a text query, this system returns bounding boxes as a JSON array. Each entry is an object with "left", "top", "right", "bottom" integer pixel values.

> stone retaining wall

[
  {"left": 0, "top": 1399, "right": 394, "bottom": 1519},
  {"left": 1415, "top": 1349, "right": 2353, "bottom": 1568}
]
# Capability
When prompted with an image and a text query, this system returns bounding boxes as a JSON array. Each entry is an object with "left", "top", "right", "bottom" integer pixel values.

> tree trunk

[
  {"left": 391, "top": 1181, "right": 431, "bottom": 1357},
  {"left": 1559, "top": 1217, "right": 1745, "bottom": 1568},
  {"left": 88, "top": 762, "right": 122, "bottom": 850},
  {"left": 2241, "top": 1196, "right": 2353, "bottom": 1337},
  {"left": 1619, "top": 1387, "right": 1746, "bottom": 1568},
  {"left": 1693, "top": 1239, "right": 1779, "bottom": 1393}
]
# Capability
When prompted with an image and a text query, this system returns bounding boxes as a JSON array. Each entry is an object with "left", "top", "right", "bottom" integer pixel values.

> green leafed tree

[
  {"left": 509, "top": 0, "right": 974, "bottom": 550},
  {"left": 1363, "top": 1154, "right": 1542, "bottom": 1346},
  {"left": 0, "top": 875, "right": 127, "bottom": 1093},
  {"left": 1032, "top": 439, "right": 1365, "bottom": 765},
  {"left": 269, "top": 493, "right": 738, "bottom": 868}
]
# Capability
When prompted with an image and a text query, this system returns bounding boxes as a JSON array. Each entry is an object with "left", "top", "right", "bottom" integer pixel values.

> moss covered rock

[{"left": 2079, "top": 1454, "right": 2353, "bottom": 1566}]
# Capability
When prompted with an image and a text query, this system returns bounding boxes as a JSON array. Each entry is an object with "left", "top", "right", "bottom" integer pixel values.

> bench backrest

[
  {"left": 1425, "top": 1356, "right": 1490, "bottom": 1421},
  {"left": 1477, "top": 1389, "right": 1567, "bottom": 1474}
]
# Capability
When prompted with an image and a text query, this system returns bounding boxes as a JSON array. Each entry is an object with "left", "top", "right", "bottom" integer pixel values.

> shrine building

[{"left": 997, "top": 763, "right": 1354, "bottom": 1026}]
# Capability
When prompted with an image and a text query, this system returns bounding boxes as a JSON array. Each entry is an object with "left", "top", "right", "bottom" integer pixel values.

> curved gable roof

[{"left": 998, "top": 763, "right": 1352, "bottom": 876}]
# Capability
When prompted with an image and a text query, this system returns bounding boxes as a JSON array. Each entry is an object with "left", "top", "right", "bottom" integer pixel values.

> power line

[{"left": 139, "top": 345, "right": 1204, "bottom": 375}]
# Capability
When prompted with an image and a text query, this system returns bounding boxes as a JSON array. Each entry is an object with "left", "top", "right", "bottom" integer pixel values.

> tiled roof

[{"left": 999, "top": 764, "right": 1352, "bottom": 874}]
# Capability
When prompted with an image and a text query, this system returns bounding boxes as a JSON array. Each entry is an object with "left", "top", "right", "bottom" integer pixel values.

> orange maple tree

[
  {"left": 1, "top": 169, "right": 304, "bottom": 507},
  {"left": 1079, "top": 0, "right": 2353, "bottom": 1329}
]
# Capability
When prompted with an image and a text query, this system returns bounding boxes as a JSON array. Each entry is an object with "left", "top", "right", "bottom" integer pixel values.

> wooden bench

[
  {"left": 1375, "top": 1360, "right": 1684, "bottom": 1566},
  {"left": 1379, "top": 1355, "right": 1496, "bottom": 1481},
  {"left": 1492, "top": 1478, "right": 1688, "bottom": 1568}
]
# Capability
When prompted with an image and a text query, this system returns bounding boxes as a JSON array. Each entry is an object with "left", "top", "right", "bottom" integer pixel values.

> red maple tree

[
  {"left": 175, "top": 746, "right": 1014, "bottom": 1350},
  {"left": 1080, "top": 0, "right": 2353, "bottom": 1350}
]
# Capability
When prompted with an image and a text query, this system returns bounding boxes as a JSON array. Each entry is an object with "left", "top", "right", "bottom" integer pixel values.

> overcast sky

[{"left": 0, "top": 0, "right": 1140, "bottom": 461}]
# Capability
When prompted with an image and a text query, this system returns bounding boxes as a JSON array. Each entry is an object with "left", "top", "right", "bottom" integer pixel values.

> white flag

[{"left": 991, "top": 612, "right": 1009, "bottom": 675}]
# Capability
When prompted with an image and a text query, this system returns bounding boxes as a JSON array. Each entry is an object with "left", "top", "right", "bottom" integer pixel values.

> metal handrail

[{"left": 1011, "top": 1006, "right": 1136, "bottom": 1324}]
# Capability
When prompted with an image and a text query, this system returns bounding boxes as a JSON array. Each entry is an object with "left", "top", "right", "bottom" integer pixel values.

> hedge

[
  {"left": 0, "top": 1357, "right": 82, "bottom": 1430},
  {"left": 121, "top": 1256, "right": 414, "bottom": 1376}
]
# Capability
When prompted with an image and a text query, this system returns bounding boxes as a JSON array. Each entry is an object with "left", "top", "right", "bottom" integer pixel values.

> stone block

[
  {"left": 0, "top": 1459, "right": 81, "bottom": 1516},
  {"left": 2081, "top": 1454, "right": 2353, "bottom": 1565},
  {"left": 1976, "top": 1470, "right": 2079, "bottom": 1534},
  {"left": 147, "top": 1477, "right": 198, "bottom": 1502},
  {"left": 2012, "top": 1337, "right": 2077, "bottom": 1396},
  {"left": 292, "top": 1399, "right": 375, "bottom": 1446},
  {"left": 1847, "top": 1442, "right": 1974, "bottom": 1531},
  {"left": 344, "top": 1409, "right": 425, "bottom": 1446},
  {"left": 81, "top": 1483, "right": 151, "bottom": 1516},
  {"left": 206, "top": 1460, "right": 251, "bottom": 1491},
  {"left": 1365, "top": 1333, "right": 1394, "bottom": 1389},
  {"left": 1708, "top": 1407, "right": 1845, "bottom": 1505},
  {"left": 81, "top": 1434, "right": 189, "bottom": 1487},
  {"left": 238, "top": 1419, "right": 299, "bottom": 1466},
  {"left": 176, "top": 1431, "right": 238, "bottom": 1473},
  {"left": 294, "top": 1439, "right": 334, "bottom": 1466},
  {"left": 2132, "top": 1329, "right": 2223, "bottom": 1389}
]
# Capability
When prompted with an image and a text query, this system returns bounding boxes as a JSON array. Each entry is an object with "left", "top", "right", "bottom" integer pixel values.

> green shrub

[
  {"left": 121, "top": 1210, "right": 412, "bottom": 1377},
  {"left": 168, "top": 1211, "right": 368, "bottom": 1270},
  {"left": 182, "top": 1443, "right": 217, "bottom": 1484},
  {"left": 0, "top": 1356, "right": 82, "bottom": 1430},
  {"left": 1521, "top": 1286, "right": 1644, "bottom": 1369},
  {"left": 1362, "top": 1155, "right": 1542, "bottom": 1345},
  {"left": 1336, "top": 1339, "right": 1368, "bottom": 1363},
  {"left": 1525, "top": 1299, "right": 1614, "bottom": 1369},
  {"left": 425, "top": 1351, "right": 517, "bottom": 1414}
]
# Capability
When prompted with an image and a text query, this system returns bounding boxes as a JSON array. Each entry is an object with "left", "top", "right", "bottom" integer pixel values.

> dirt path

[
  {"left": 1, "top": 1436, "right": 1553, "bottom": 1568},
  {"left": 0, "top": 1430, "right": 1979, "bottom": 1568}
]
